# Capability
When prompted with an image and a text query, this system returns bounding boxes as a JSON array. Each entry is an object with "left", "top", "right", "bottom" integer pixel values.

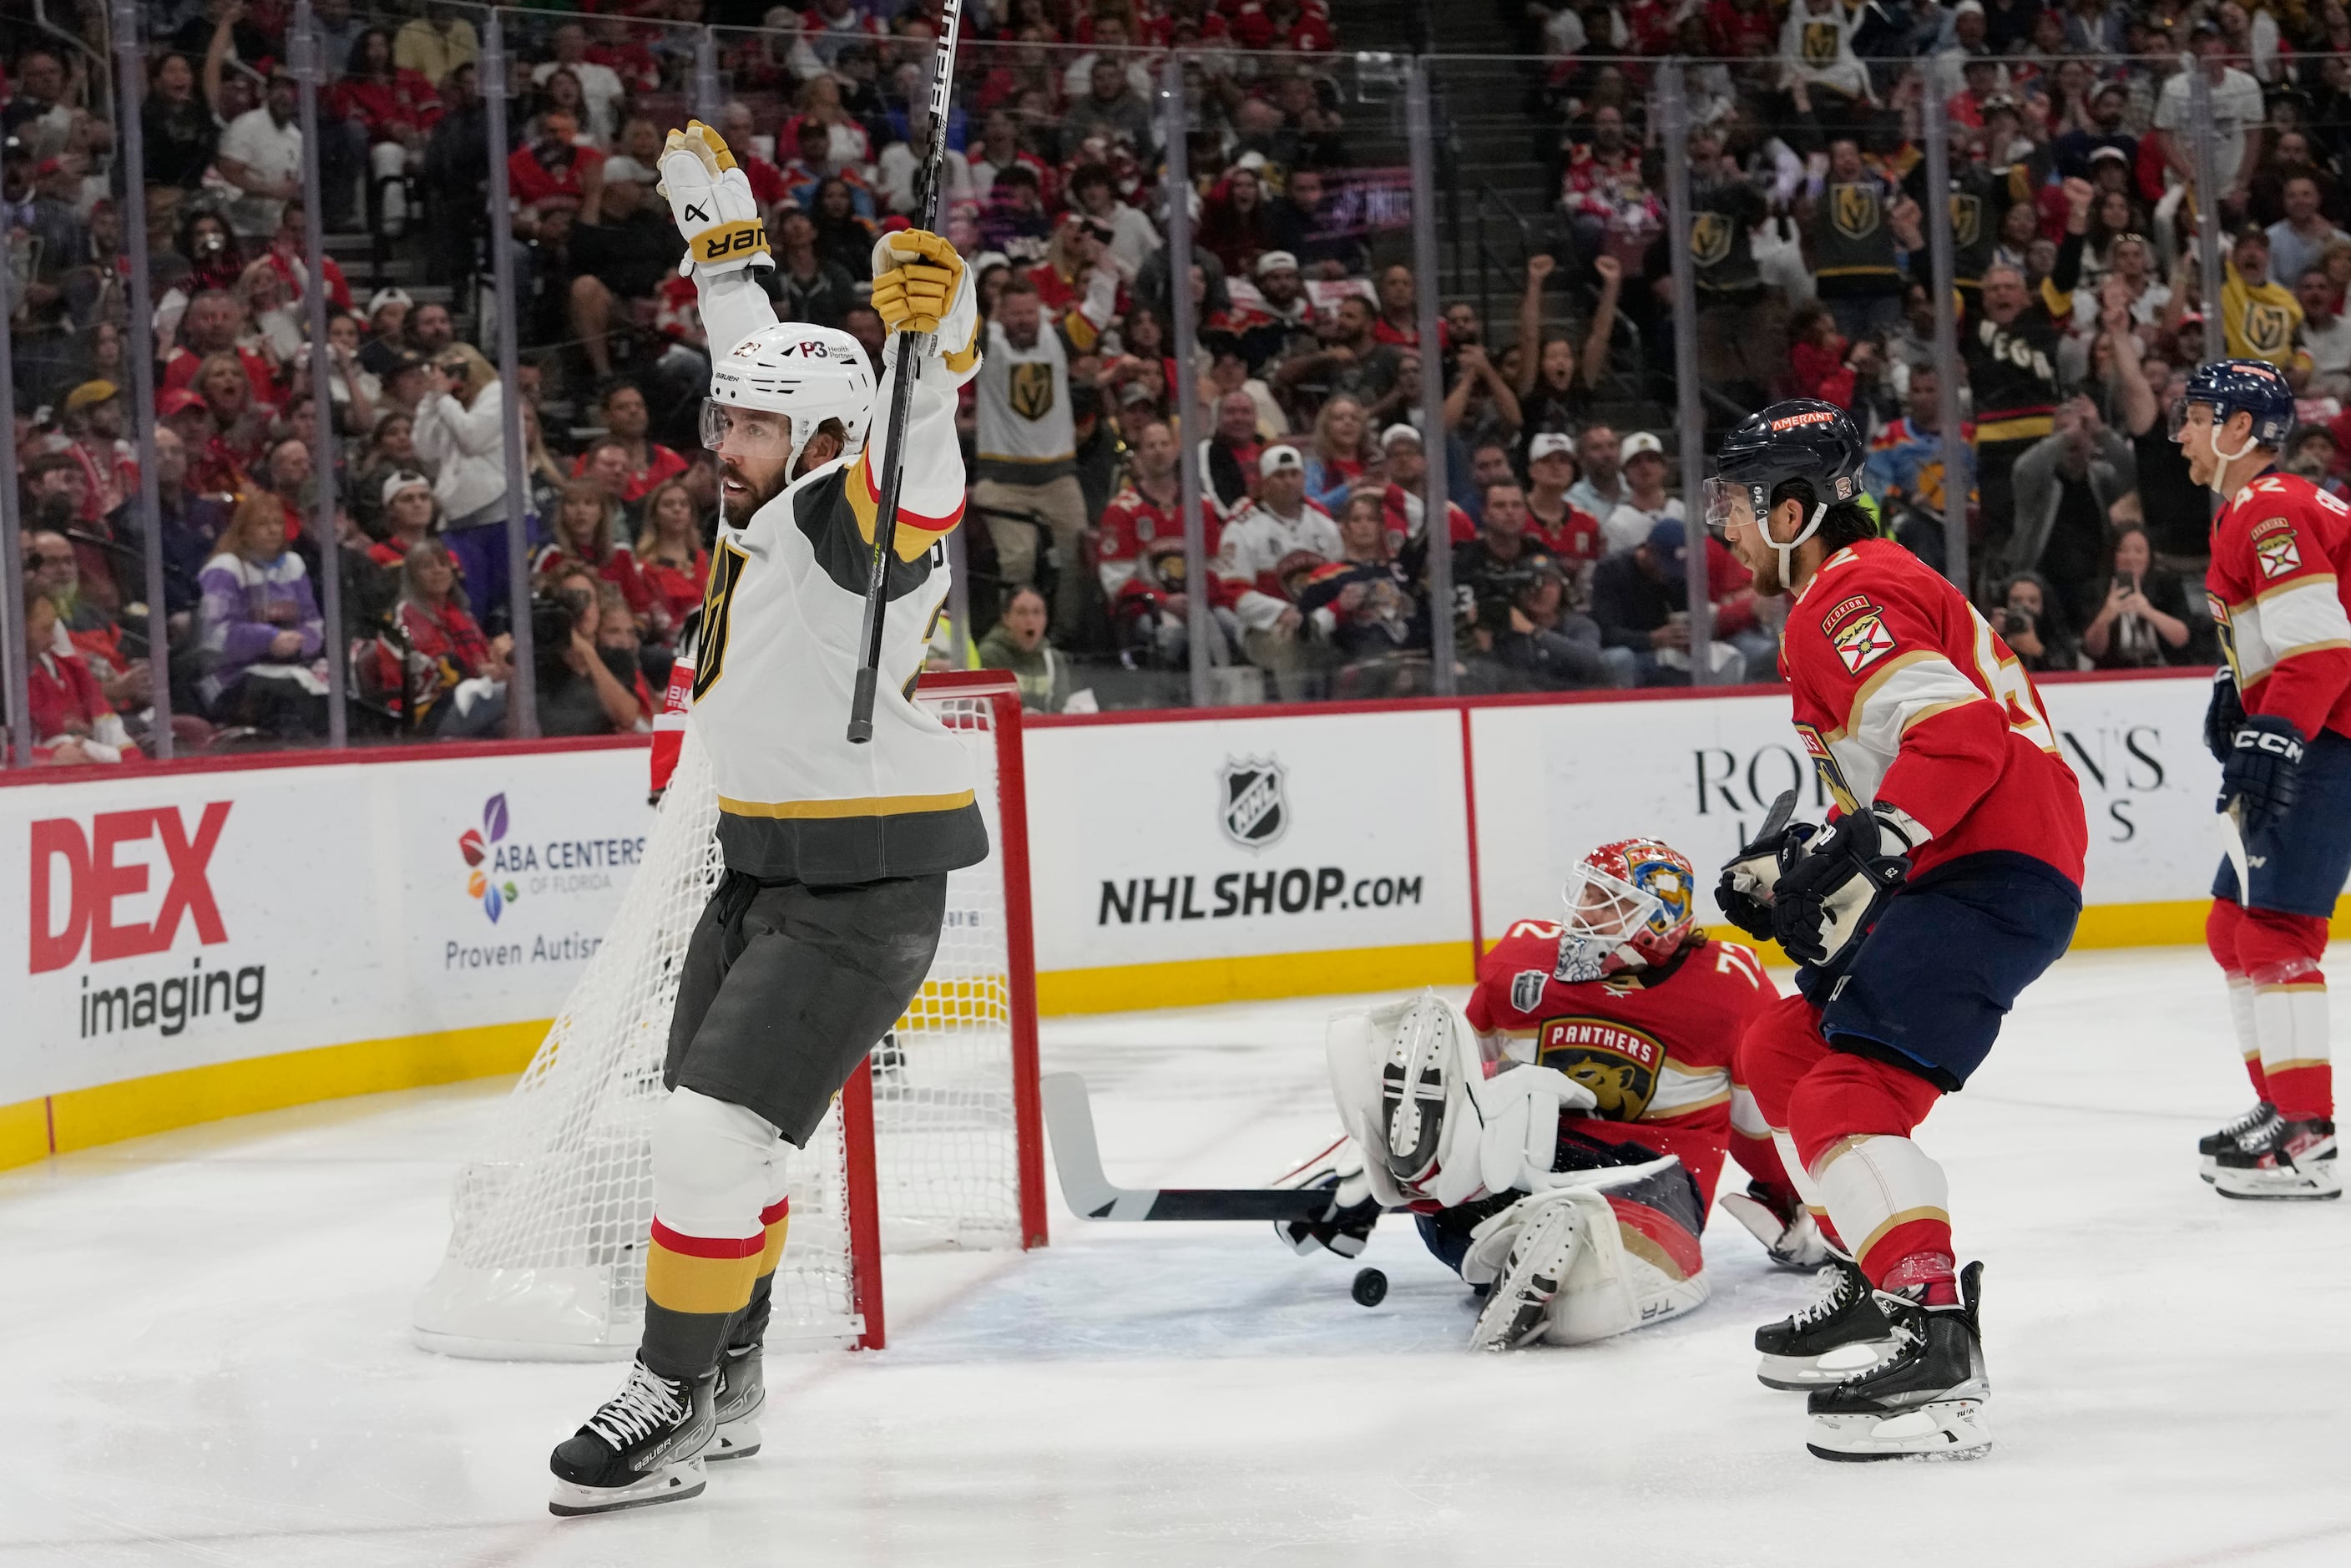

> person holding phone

[{"left": 2081, "top": 524, "right": 2202, "bottom": 667}]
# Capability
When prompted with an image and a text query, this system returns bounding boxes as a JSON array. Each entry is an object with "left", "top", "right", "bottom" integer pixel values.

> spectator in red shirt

[
  {"left": 1371, "top": 263, "right": 1419, "bottom": 348},
  {"left": 715, "top": 99, "right": 792, "bottom": 214},
  {"left": 159, "top": 387, "right": 246, "bottom": 499},
  {"left": 1197, "top": 164, "right": 1277, "bottom": 280},
  {"left": 368, "top": 470, "right": 442, "bottom": 568},
  {"left": 572, "top": 384, "right": 688, "bottom": 507},
  {"left": 1786, "top": 301, "right": 1878, "bottom": 412},
  {"left": 533, "top": 477, "right": 652, "bottom": 624},
  {"left": 159, "top": 290, "right": 281, "bottom": 411},
  {"left": 633, "top": 478, "right": 710, "bottom": 642},
  {"left": 1524, "top": 431, "right": 1605, "bottom": 571},
  {"left": 21, "top": 584, "right": 139, "bottom": 765},
  {"left": 505, "top": 109, "right": 601, "bottom": 210},
  {"left": 192, "top": 351, "right": 273, "bottom": 474},
  {"left": 333, "top": 26, "right": 442, "bottom": 235},
  {"left": 1097, "top": 419, "right": 1225, "bottom": 597},
  {"left": 388, "top": 539, "right": 493, "bottom": 728}
]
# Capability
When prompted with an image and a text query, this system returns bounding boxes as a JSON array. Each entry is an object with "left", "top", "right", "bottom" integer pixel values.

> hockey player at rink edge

[
  {"left": 546, "top": 120, "right": 986, "bottom": 1518},
  {"left": 2177, "top": 359, "right": 2344, "bottom": 1201},
  {"left": 1281, "top": 840, "right": 1843, "bottom": 1353},
  {"left": 1709, "top": 399, "right": 2088, "bottom": 1461}
]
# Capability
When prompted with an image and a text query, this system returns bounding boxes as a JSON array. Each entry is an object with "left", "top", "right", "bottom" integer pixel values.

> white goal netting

[{"left": 412, "top": 683, "right": 1035, "bottom": 1358}]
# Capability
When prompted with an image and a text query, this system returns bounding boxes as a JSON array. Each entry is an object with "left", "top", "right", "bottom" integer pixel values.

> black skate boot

[
  {"left": 1806, "top": 1262, "right": 1990, "bottom": 1462},
  {"left": 1753, "top": 1251, "right": 1899, "bottom": 1390},
  {"left": 1719, "top": 1181, "right": 1829, "bottom": 1269},
  {"left": 2199, "top": 1101, "right": 2279, "bottom": 1183},
  {"left": 549, "top": 1359, "right": 715, "bottom": 1516},
  {"left": 709, "top": 1343, "right": 766, "bottom": 1461},
  {"left": 2212, "top": 1115, "right": 2340, "bottom": 1201}
]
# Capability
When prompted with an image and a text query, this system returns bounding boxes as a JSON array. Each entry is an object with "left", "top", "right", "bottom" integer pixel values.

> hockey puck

[{"left": 1351, "top": 1267, "right": 1388, "bottom": 1308}]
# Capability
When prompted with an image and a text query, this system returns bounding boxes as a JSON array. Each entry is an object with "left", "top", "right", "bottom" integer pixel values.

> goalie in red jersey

[
  {"left": 1279, "top": 838, "right": 1817, "bottom": 1353},
  {"left": 1710, "top": 400, "right": 2086, "bottom": 1462}
]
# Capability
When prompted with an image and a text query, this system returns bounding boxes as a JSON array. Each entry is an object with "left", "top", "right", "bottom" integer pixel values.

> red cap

[{"left": 159, "top": 388, "right": 208, "bottom": 417}]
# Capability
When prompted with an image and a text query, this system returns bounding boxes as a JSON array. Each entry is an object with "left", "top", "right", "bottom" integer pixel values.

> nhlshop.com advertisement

[
  {"left": 1019, "top": 709, "right": 1476, "bottom": 984},
  {"left": 1, "top": 747, "right": 654, "bottom": 1107}
]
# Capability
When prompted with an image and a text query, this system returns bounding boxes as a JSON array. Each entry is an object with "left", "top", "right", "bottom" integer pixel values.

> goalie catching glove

[
  {"left": 1769, "top": 807, "right": 1919, "bottom": 969},
  {"left": 659, "top": 119, "right": 771, "bottom": 278},
  {"left": 870, "top": 229, "right": 981, "bottom": 383}
]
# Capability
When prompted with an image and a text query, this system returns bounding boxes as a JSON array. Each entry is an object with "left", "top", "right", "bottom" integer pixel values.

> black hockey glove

[
  {"left": 2220, "top": 714, "right": 2305, "bottom": 840},
  {"left": 1716, "top": 789, "right": 1815, "bottom": 943},
  {"left": 2204, "top": 668, "right": 2246, "bottom": 764},
  {"left": 1275, "top": 1177, "right": 1382, "bottom": 1259},
  {"left": 1770, "top": 809, "right": 1914, "bottom": 969}
]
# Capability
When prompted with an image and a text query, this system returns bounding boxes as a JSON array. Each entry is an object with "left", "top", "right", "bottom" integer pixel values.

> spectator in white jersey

[{"left": 1215, "top": 444, "right": 1342, "bottom": 697}]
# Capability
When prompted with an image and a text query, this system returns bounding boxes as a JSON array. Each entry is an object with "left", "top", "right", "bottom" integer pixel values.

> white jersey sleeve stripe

[{"left": 2251, "top": 576, "right": 2351, "bottom": 661}]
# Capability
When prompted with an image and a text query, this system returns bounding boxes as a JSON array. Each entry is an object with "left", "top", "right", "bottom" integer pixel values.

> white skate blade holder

[
  {"left": 707, "top": 1416, "right": 762, "bottom": 1463},
  {"left": 2212, "top": 1162, "right": 2343, "bottom": 1201},
  {"left": 1756, "top": 1337, "right": 1901, "bottom": 1390},
  {"left": 549, "top": 1455, "right": 709, "bottom": 1516},
  {"left": 1808, "top": 1399, "right": 1992, "bottom": 1462}
]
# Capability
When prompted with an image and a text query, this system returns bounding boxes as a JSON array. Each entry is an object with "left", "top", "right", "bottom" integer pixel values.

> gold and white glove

[
  {"left": 658, "top": 119, "right": 771, "bottom": 278},
  {"left": 871, "top": 229, "right": 980, "bottom": 382}
]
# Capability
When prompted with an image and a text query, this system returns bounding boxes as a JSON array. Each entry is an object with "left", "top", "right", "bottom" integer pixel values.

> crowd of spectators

[{"left": 13, "top": 0, "right": 2351, "bottom": 759}]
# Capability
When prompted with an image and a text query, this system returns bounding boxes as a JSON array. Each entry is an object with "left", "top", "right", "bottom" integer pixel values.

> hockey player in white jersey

[{"left": 547, "top": 121, "right": 984, "bottom": 1517}]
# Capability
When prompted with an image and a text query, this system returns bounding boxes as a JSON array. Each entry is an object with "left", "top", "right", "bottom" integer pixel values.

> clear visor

[
  {"left": 700, "top": 397, "right": 793, "bottom": 456},
  {"left": 1560, "top": 861, "right": 1665, "bottom": 947},
  {"left": 1702, "top": 476, "right": 1754, "bottom": 534},
  {"left": 2167, "top": 397, "right": 2215, "bottom": 441}
]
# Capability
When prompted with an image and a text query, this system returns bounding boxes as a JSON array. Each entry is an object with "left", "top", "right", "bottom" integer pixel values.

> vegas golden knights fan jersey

[{"left": 685, "top": 271, "right": 987, "bottom": 884}]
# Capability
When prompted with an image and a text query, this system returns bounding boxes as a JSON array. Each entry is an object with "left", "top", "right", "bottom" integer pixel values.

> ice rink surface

[{"left": 3, "top": 948, "right": 2348, "bottom": 1567}]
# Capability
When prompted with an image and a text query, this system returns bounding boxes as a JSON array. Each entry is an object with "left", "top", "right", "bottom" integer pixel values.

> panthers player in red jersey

[
  {"left": 2177, "top": 359, "right": 2347, "bottom": 1201},
  {"left": 1280, "top": 839, "right": 1814, "bottom": 1353},
  {"left": 1710, "top": 400, "right": 2087, "bottom": 1461}
]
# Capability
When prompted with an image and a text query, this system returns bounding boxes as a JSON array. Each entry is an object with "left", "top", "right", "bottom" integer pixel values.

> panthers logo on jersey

[{"left": 1535, "top": 1017, "right": 1665, "bottom": 1119}]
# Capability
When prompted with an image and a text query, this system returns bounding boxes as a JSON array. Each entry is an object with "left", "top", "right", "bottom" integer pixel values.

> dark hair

[
  {"left": 1769, "top": 478, "right": 1879, "bottom": 552},
  {"left": 998, "top": 275, "right": 1041, "bottom": 301}
]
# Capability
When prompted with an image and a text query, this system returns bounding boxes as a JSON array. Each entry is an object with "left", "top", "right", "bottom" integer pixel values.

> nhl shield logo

[
  {"left": 1218, "top": 757, "right": 1288, "bottom": 848},
  {"left": 1009, "top": 361, "right": 1057, "bottom": 421}
]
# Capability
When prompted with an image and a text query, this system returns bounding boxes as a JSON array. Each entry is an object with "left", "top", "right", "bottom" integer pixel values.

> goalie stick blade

[{"left": 1039, "top": 1072, "right": 1336, "bottom": 1223}]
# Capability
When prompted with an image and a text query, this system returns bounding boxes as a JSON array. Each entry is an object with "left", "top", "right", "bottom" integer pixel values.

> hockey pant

[
  {"left": 2207, "top": 899, "right": 2333, "bottom": 1120},
  {"left": 1740, "top": 992, "right": 1951, "bottom": 1292}
]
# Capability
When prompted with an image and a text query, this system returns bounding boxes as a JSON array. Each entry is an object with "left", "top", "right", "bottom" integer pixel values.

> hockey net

[{"left": 412, "top": 671, "right": 1045, "bottom": 1358}]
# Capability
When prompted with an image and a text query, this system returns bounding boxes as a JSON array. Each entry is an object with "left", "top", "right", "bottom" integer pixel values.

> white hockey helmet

[{"left": 704, "top": 322, "right": 877, "bottom": 479}]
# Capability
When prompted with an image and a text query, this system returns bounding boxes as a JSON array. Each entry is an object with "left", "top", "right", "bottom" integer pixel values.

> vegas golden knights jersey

[
  {"left": 1809, "top": 179, "right": 1900, "bottom": 299},
  {"left": 685, "top": 272, "right": 986, "bottom": 885}
]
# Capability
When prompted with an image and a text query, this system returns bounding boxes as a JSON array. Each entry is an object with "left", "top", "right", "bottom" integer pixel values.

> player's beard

[
  {"left": 1744, "top": 544, "right": 1787, "bottom": 598},
  {"left": 720, "top": 456, "right": 789, "bottom": 517}
]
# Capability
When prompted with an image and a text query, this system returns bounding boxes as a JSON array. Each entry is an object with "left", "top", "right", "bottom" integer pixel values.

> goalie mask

[
  {"left": 705, "top": 323, "right": 877, "bottom": 481},
  {"left": 1555, "top": 838, "right": 1697, "bottom": 983}
]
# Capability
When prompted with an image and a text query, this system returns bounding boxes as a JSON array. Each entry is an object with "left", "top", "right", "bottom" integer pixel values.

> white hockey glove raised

[
  {"left": 1769, "top": 807, "right": 1923, "bottom": 969},
  {"left": 871, "top": 229, "right": 981, "bottom": 386},
  {"left": 658, "top": 120, "right": 771, "bottom": 279}
]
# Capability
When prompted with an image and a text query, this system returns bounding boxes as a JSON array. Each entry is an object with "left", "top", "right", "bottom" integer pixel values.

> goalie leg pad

[
  {"left": 1461, "top": 1159, "right": 1709, "bottom": 1350},
  {"left": 642, "top": 1088, "right": 780, "bottom": 1382}
]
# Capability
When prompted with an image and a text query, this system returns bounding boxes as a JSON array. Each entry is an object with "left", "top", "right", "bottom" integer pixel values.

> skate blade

[
  {"left": 1755, "top": 1339, "right": 1899, "bottom": 1391},
  {"left": 2199, "top": 1156, "right": 2217, "bottom": 1183},
  {"left": 707, "top": 1416, "right": 762, "bottom": 1462},
  {"left": 2214, "top": 1176, "right": 2342, "bottom": 1200},
  {"left": 1807, "top": 1400, "right": 1991, "bottom": 1462},
  {"left": 549, "top": 1457, "right": 708, "bottom": 1516}
]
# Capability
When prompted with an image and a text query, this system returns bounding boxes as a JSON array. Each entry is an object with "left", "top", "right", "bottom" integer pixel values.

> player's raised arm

[{"left": 853, "top": 230, "right": 983, "bottom": 561}]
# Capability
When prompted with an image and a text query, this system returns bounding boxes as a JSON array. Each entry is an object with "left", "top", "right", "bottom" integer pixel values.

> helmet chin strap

[
  {"left": 1771, "top": 501, "right": 1830, "bottom": 584},
  {"left": 2207, "top": 429, "right": 2267, "bottom": 496}
]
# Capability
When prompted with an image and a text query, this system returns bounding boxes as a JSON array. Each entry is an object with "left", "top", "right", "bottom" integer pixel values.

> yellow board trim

[
  {"left": 1036, "top": 941, "right": 1475, "bottom": 1016},
  {"left": 0, "top": 1020, "right": 544, "bottom": 1174},
  {"left": 718, "top": 788, "right": 977, "bottom": 819}
]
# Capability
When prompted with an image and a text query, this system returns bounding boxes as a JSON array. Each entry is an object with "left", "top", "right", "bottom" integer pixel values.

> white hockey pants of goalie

[{"left": 1460, "top": 1175, "right": 1710, "bottom": 1349}]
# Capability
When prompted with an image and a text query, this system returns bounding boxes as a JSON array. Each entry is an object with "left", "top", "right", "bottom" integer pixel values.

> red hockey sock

[
  {"left": 2207, "top": 901, "right": 2273, "bottom": 1099},
  {"left": 2237, "top": 909, "right": 2333, "bottom": 1121},
  {"left": 1881, "top": 1248, "right": 1960, "bottom": 1305}
]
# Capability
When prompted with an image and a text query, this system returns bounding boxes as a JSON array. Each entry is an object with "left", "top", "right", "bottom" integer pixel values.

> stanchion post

[
  {"left": 1160, "top": 57, "right": 1211, "bottom": 710},
  {"left": 112, "top": 0, "right": 175, "bottom": 757},
  {"left": 293, "top": 0, "right": 349, "bottom": 746},
  {"left": 0, "top": 265, "right": 31, "bottom": 766},
  {"left": 1406, "top": 57, "right": 1455, "bottom": 697},
  {"left": 1657, "top": 62, "right": 1716, "bottom": 682},
  {"left": 1920, "top": 62, "right": 1970, "bottom": 593},
  {"left": 483, "top": 10, "right": 539, "bottom": 735}
]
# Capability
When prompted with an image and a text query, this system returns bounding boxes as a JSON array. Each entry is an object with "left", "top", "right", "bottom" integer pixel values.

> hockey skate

[
  {"left": 709, "top": 1343, "right": 765, "bottom": 1461},
  {"left": 2199, "top": 1101, "right": 2279, "bottom": 1182},
  {"left": 1469, "top": 1194, "right": 1584, "bottom": 1351},
  {"left": 1719, "top": 1182, "right": 1829, "bottom": 1269},
  {"left": 1806, "top": 1262, "right": 1990, "bottom": 1462},
  {"left": 548, "top": 1359, "right": 715, "bottom": 1516},
  {"left": 1753, "top": 1252, "right": 1900, "bottom": 1389},
  {"left": 2212, "top": 1115, "right": 2340, "bottom": 1200}
]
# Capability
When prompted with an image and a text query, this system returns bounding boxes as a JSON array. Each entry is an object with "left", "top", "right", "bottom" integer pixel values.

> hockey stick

[
  {"left": 847, "top": 0, "right": 967, "bottom": 744},
  {"left": 1041, "top": 1072, "right": 1337, "bottom": 1222}
]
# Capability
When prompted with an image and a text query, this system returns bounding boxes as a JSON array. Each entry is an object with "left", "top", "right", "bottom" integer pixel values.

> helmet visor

[
  {"left": 1702, "top": 476, "right": 1755, "bottom": 534},
  {"left": 2167, "top": 397, "right": 2215, "bottom": 441},
  {"left": 700, "top": 397, "right": 794, "bottom": 456}
]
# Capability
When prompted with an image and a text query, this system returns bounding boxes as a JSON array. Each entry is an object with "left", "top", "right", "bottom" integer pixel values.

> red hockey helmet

[{"left": 1556, "top": 837, "right": 1699, "bottom": 982}]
